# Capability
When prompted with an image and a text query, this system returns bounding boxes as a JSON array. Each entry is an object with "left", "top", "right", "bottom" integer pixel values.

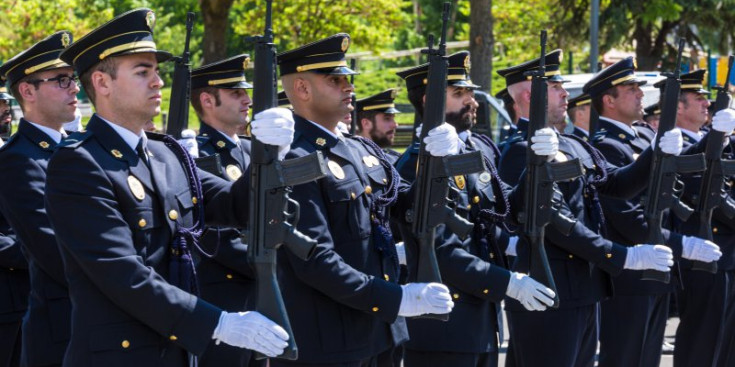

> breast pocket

[
  {"left": 124, "top": 207, "right": 162, "bottom": 251},
  {"left": 325, "top": 178, "right": 370, "bottom": 240}
]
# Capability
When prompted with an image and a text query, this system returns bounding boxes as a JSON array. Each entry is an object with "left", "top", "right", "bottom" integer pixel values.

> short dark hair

[
  {"left": 79, "top": 57, "right": 119, "bottom": 105},
  {"left": 9, "top": 75, "right": 39, "bottom": 111},
  {"left": 407, "top": 86, "right": 427, "bottom": 120},
  {"left": 356, "top": 110, "right": 379, "bottom": 132},
  {"left": 591, "top": 86, "right": 619, "bottom": 115},
  {"left": 190, "top": 87, "right": 222, "bottom": 117}
]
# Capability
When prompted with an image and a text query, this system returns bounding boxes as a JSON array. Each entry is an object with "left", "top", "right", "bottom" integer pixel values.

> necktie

[{"left": 136, "top": 140, "right": 150, "bottom": 167}]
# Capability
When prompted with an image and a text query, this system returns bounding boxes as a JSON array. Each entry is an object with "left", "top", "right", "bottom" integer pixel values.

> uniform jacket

[
  {"left": 44, "top": 115, "right": 251, "bottom": 367},
  {"left": 0, "top": 119, "right": 71, "bottom": 365},
  {"left": 0, "top": 214, "right": 29, "bottom": 325},
  {"left": 276, "top": 115, "right": 406, "bottom": 364},
  {"left": 572, "top": 126, "right": 589, "bottom": 142},
  {"left": 498, "top": 118, "right": 650, "bottom": 309}
]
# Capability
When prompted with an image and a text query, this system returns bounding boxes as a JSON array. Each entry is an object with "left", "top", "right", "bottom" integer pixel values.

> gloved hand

[
  {"left": 251, "top": 107, "right": 295, "bottom": 160},
  {"left": 398, "top": 282, "right": 454, "bottom": 317},
  {"left": 178, "top": 129, "right": 199, "bottom": 158},
  {"left": 652, "top": 128, "right": 683, "bottom": 155},
  {"left": 624, "top": 245, "right": 674, "bottom": 271},
  {"left": 423, "top": 123, "right": 460, "bottom": 157},
  {"left": 505, "top": 272, "right": 555, "bottom": 311},
  {"left": 712, "top": 109, "right": 735, "bottom": 134},
  {"left": 505, "top": 236, "right": 519, "bottom": 257},
  {"left": 395, "top": 242, "right": 407, "bottom": 266},
  {"left": 530, "top": 128, "right": 559, "bottom": 158},
  {"left": 682, "top": 235, "right": 722, "bottom": 263},
  {"left": 211, "top": 311, "right": 289, "bottom": 357}
]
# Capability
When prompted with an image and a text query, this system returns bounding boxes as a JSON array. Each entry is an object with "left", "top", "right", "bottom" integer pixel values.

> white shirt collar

[
  {"left": 216, "top": 129, "right": 239, "bottom": 145},
  {"left": 26, "top": 120, "right": 65, "bottom": 144},
  {"left": 458, "top": 130, "right": 471, "bottom": 143},
  {"left": 99, "top": 116, "right": 146, "bottom": 151},
  {"left": 599, "top": 116, "right": 638, "bottom": 136},
  {"left": 308, "top": 119, "right": 342, "bottom": 138},
  {"left": 681, "top": 128, "right": 702, "bottom": 142}
]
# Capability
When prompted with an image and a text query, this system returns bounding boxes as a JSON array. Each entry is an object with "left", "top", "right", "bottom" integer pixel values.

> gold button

[
  {"left": 453, "top": 293, "right": 460, "bottom": 299},
  {"left": 191, "top": 197, "right": 198, "bottom": 204},
  {"left": 382, "top": 178, "right": 388, "bottom": 184},
  {"left": 606, "top": 253, "right": 612, "bottom": 259},
  {"left": 121, "top": 340, "right": 130, "bottom": 348},
  {"left": 371, "top": 214, "right": 376, "bottom": 221},
  {"left": 226, "top": 274, "right": 233, "bottom": 279},
  {"left": 490, "top": 253, "right": 495, "bottom": 259},
  {"left": 473, "top": 196, "right": 480, "bottom": 204},
  {"left": 483, "top": 289, "right": 489, "bottom": 294},
  {"left": 168, "top": 210, "right": 178, "bottom": 220},
  {"left": 138, "top": 218, "right": 147, "bottom": 228},
  {"left": 351, "top": 192, "right": 356, "bottom": 199},
  {"left": 372, "top": 306, "right": 379, "bottom": 312},
  {"left": 466, "top": 204, "right": 472, "bottom": 209},
  {"left": 714, "top": 227, "right": 719, "bottom": 233},
  {"left": 169, "top": 335, "right": 178, "bottom": 341},
  {"left": 383, "top": 274, "right": 389, "bottom": 281},
  {"left": 365, "top": 186, "right": 373, "bottom": 194},
  {"left": 568, "top": 254, "right": 574, "bottom": 259}
]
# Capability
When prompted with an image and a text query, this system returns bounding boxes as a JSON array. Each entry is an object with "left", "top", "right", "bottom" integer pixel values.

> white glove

[
  {"left": 505, "top": 272, "right": 556, "bottom": 311},
  {"left": 178, "top": 129, "right": 199, "bottom": 158},
  {"left": 505, "top": 236, "right": 519, "bottom": 257},
  {"left": 653, "top": 128, "right": 683, "bottom": 155},
  {"left": 395, "top": 242, "right": 407, "bottom": 266},
  {"left": 415, "top": 124, "right": 423, "bottom": 138},
  {"left": 530, "top": 128, "right": 559, "bottom": 157},
  {"left": 398, "top": 282, "right": 454, "bottom": 317},
  {"left": 211, "top": 311, "right": 289, "bottom": 357},
  {"left": 712, "top": 109, "right": 735, "bottom": 134},
  {"left": 624, "top": 244, "right": 674, "bottom": 271},
  {"left": 682, "top": 235, "right": 722, "bottom": 263},
  {"left": 423, "top": 123, "right": 460, "bottom": 157},
  {"left": 251, "top": 107, "right": 295, "bottom": 160}
]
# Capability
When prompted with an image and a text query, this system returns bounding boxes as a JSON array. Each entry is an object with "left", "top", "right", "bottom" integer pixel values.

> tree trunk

[
  {"left": 634, "top": 19, "right": 677, "bottom": 71},
  {"left": 199, "top": 0, "right": 234, "bottom": 65},
  {"left": 469, "top": 0, "right": 493, "bottom": 92}
]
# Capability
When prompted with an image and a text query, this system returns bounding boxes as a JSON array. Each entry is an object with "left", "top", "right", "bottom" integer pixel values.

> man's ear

[
  {"left": 293, "top": 77, "right": 311, "bottom": 102},
  {"left": 200, "top": 92, "right": 214, "bottom": 109},
  {"left": 17, "top": 82, "right": 36, "bottom": 102},
  {"left": 91, "top": 70, "right": 112, "bottom": 99},
  {"left": 360, "top": 117, "right": 373, "bottom": 132}
]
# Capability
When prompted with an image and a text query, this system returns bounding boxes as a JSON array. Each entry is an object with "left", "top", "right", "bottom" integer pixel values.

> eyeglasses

[{"left": 28, "top": 75, "right": 79, "bottom": 89}]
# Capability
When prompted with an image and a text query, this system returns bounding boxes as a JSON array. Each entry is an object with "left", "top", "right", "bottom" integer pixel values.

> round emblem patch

[
  {"left": 127, "top": 175, "right": 145, "bottom": 201},
  {"left": 341, "top": 37, "right": 350, "bottom": 52},
  {"left": 479, "top": 171, "right": 492, "bottom": 183},
  {"left": 226, "top": 164, "right": 242, "bottom": 181},
  {"left": 328, "top": 161, "right": 345, "bottom": 180},
  {"left": 362, "top": 156, "right": 374, "bottom": 168}
]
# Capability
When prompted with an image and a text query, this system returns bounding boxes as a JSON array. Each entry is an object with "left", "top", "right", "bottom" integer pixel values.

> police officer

[
  {"left": 0, "top": 78, "right": 29, "bottom": 366},
  {"left": 188, "top": 54, "right": 265, "bottom": 367},
  {"left": 394, "top": 50, "right": 556, "bottom": 367},
  {"left": 43, "top": 9, "right": 291, "bottom": 366},
  {"left": 355, "top": 89, "right": 402, "bottom": 164},
  {"left": 567, "top": 93, "right": 592, "bottom": 141},
  {"left": 495, "top": 88, "right": 518, "bottom": 144},
  {"left": 642, "top": 103, "right": 661, "bottom": 131},
  {"left": 663, "top": 69, "right": 735, "bottom": 367},
  {"left": 583, "top": 59, "right": 726, "bottom": 367},
  {"left": 275, "top": 33, "right": 456, "bottom": 366},
  {"left": 0, "top": 31, "right": 79, "bottom": 367},
  {"left": 0, "top": 82, "right": 13, "bottom": 144},
  {"left": 497, "top": 49, "right": 680, "bottom": 367}
]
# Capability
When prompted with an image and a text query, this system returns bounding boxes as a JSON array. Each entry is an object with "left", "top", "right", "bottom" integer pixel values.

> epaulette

[
  {"left": 144, "top": 131, "right": 166, "bottom": 141},
  {"left": 57, "top": 130, "right": 93, "bottom": 149},
  {"left": 591, "top": 130, "right": 606, "bottom": 143}
]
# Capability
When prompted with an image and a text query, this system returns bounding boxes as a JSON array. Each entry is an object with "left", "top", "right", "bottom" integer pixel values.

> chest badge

[
  {"left": 454, "top": 175, "right": 466, "bottom": 190},
  {"left": 554, "top": 151, "right": 568, "bottom": 162},
  {"left": 225, "top": 164, "right": 242, "bottom": 181},
  {"left": 316, "top": 137, "right": 327, "bottom": 147},
  {"left": 328, "top": 161, "right": 345, "bottom": 180},
  {"left": 362, "top": 156, "right": 374, "bottom": 167},
  {"left": 479, "top": 171, "right": 492, "bottom": 183},
  {"left": 127, "top": 175, "right": 145, "bottom": 201},
  {"left": 216, "top": 140, "right": 226, "bottom": 148}
]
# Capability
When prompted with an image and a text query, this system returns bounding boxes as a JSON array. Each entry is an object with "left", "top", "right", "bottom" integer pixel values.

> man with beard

[
  {"left": 0, "top": 82, "right": 13, "bottom": 144},
  {"left": 584, "top": 61, "right": 725, "bottom": 367},
  {"left": 356, "top": 89, "right": 401, "bottom": 164},
  {"left": 188, "top": 54, "right": 264, "bottom": 367},
  {"left": 394, "top": 50, "right": 558, "bottom": 367},
  {"left": 0, "top": 31, "right": 80, "bottom": 367},
  {"left": 497, "top": 50, "right": 682, "bottom": 367},
  {"left": 567, "top": 93, "right": 592, "bottom": 141},
  {"left": 658, "top": 69, "right": 735, "bottom": 367}
]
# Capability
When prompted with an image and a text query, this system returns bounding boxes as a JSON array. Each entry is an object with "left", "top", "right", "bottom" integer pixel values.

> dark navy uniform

[
  {"left": 356, "top": 89, "right": 403, "bottom": 167},
  {"left": 0, "top": 214, "right": 29, "bottom": 367},
  {"left": 190, "top": 54, "right": 264, "bottom": 367},
  {"left": 571, "top": 126, "right": 589, "bottom": 141},
  {"left": 272, "top": 34, "right": 408, "bottom": 366},
  {"left": 0, "top": 31, "right": 77, "bottom": 366},
  {"left": 717, "top": 136, "right": 735, "bottom": 367},
  {"left": 44, "top": 9, "right": 257, "bottom": 367},
  {"left": 394, "top": 52, "right": 514, "bottom": 367}
]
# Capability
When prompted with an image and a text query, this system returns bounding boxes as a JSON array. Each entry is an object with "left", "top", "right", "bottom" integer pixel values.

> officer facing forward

[
  {"left": 43, "top": 9, "right": 291, "bottom": 366},
  {"left": 0, "top": 31, "right": 78, "bottom": 367},
  {"left": 189, "top": 55, "right": 265, "bottom": 367},
  {"left": 274, "top": 33, "right": 455, "bottom": 367}
]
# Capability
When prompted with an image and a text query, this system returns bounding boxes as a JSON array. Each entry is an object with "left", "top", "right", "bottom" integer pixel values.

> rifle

[
  {"left": 519, "top": 31, "right": 583, "bottom": 309},
  {"left": 408, "top": 2, "right": 486, "bottom": 321},
  {"left": 349, "top": 59, "right": 357, "bottom": 135},
  {"left": 247, "top": 0, "right": 328, "bottom": 360},
  {"left": 640, "top": 38, "right": 706, "bottom": 282},
  {"left": 165, "top": 12, "right": 194, "bottom": 138},
  {"left": 690, "top": 55, "right": 735, "bottom": 273},
  {"left": 588, "top": 101, "right": 600, "bottom": 144}
]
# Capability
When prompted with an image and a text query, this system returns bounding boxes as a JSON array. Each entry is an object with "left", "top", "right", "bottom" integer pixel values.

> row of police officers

[{"left": 0, "top": 7, "right": 734, "bottom": 367}]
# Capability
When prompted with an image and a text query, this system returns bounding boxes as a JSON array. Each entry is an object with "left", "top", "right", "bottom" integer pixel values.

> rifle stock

[
  {"left": 165, "top": 12, "right": 194, "bottom": 138},
  {"left": 690, "top": 55, "right": 735, "bottom": 273},
  {"left": 408, "top": 2, "right": 485, "bottom": 321},
  {"left": 520, "top": 30, "right": 582, "bottom": 309},
  {"left": 641, "top": 39, "right": 706, "bottom": 282},
  {"left": 247, "top": 1, "right": 327, "bottom": 359}
]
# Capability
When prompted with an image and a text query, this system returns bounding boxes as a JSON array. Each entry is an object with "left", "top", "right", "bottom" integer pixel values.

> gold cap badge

[
  {"left": 61, "top": 33, "right": 71, "bottom": 48},
  {"left": 341, "top": 37, "right": 350, "bottom": 52},
  {"left": 146, "top": 11, "right": 156, "bottom": 30}
]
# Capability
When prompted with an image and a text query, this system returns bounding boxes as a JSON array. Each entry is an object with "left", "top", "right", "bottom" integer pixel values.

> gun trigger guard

[{"left": 285, "top": 196, "right": 300, "bottom": 226}]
